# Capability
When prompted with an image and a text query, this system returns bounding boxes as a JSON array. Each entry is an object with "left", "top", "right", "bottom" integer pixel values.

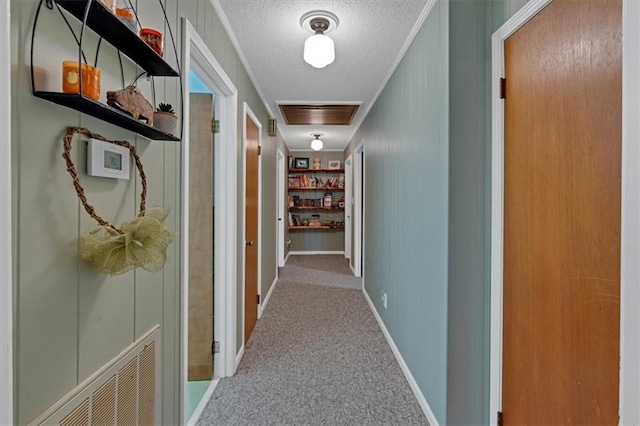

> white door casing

[
  {"left": 353, "top": 142, "right": 364, "bottom": 278},
  {"left": 181, "top": 18, "right": 238, "bottom": 425},
  {"left": 345, "top": 156, "right": 352, "bottom": 261},
  {"left": 0, "top": 0, "right": 13, "bottom": 423},
  {"left": 277, "top": 149, "right": 285, "bottom": 268}
]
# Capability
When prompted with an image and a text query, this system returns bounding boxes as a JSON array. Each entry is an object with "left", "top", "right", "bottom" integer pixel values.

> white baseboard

[
  {"left": 362, "top": 288, "right": 440, "bottom": 426},
  {"left": 350, "top": 264, "right": 356, "bottom": 276},
  {"left": 259, "top": 277, "right": 277, "bottom": 318},
  {"left": 288, "top": 251, "right": 345, "bottom": 256},
  {"left": 187, "top": 378, "right": 220, "bottom": 426},
  {"left": 284, "top": 252, "right": 291, "bottom": 264},
  {"left": 235, "top": 345, "right": 245, "bottom": 370}
]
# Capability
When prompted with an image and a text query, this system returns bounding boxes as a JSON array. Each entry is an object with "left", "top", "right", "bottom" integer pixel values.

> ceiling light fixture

[
  {"left": 301, "top": 11, "right": 339, "bottom": 69},
  {"left": 311, "top": 133, "right": 324, "bottom": 151}
]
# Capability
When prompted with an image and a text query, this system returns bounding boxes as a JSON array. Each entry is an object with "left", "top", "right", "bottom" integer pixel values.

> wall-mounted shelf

[
  {"left": 288, "top": 187, "right": 344, "bottom": 191},
  {"left": 34, "top": 92, "right": 180, "bottom": 141},
  {"left": 31, "top": 0, "right": 183, "bottom": 141},
  {"left": 290, "top": 168, "right": 345, "bottom": 173},
  {"left": 289, "top": 226, "right": 345, "bottom": 230},
  {"left": 289, "top": 207, "right": 344, "bottom": 211},
  {"left": 54, "top": 0, "right": 179, "bottom": 76}
]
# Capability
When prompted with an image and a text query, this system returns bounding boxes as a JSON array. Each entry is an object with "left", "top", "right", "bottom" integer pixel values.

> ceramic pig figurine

[{"left": 107, "top": 85, "right": 154, "bottom": 126}]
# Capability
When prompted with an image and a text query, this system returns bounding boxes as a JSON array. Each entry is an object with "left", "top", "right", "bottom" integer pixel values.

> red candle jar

[{"left": 140, "top": 28, "right": 163, "bottom": 57}]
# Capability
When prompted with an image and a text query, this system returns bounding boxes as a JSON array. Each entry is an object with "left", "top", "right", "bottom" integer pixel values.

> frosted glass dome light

[
  {"left": 302, "top": 16, "right": 336, "bottom": 69},
  {"left": 311, "top": 133, "right": 324, "bottom": 151},
  {"left": 311, "top": 138, "right": 324, "bottom": 151},
  {"left": 304, "top": 33, "right": 335, "bottom": 69}
]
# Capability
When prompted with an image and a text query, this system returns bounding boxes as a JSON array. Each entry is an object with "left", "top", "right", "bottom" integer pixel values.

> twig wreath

[{"left": 63, "top": 127, "right": 176, "bottom": 275}]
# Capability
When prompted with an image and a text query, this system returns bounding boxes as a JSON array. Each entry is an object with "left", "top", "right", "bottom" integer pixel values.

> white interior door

[
  {"left": 277, "top": 149, "right": 285, "bottom": 267},
  {"left": 344, "top": 156, "right": 352, "bottom": 261},
  {"left": 353, "top": 143, "right": 364, "bottom": 277}
]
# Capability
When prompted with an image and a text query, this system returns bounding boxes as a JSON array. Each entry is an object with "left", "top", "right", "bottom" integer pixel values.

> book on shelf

[
  {"left": 288, "top": 176, "right": 300, "bottom": 187},
  {"left": 324, "top": 193, "right": 332, "bottom": 208}
]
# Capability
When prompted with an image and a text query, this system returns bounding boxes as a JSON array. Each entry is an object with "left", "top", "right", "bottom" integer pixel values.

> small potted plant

[{"left": 153, "top": 103, "right": 178, "bottom": 135}]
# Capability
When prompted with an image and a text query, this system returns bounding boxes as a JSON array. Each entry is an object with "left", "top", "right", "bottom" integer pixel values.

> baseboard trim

[
  {"left": 187, "top": 378, "right": 220, "bottom": 426},
  {"left": 350, "top": 264, "right": 356, "bottom": 276},
  {"left": 284, "top": 252, "right": 291, "bottom": 264},
  {"left": 235, "top": 345, "right": 245, "bottom": 370},
  {"left": 288, "top": 251, "right": 345, "bottom": 256},
  {"left": 259, "top": 277, "right": 278, "bottom": 318},
  {"left": 362, "top": 288, "right": 440, "bottom": 426}
]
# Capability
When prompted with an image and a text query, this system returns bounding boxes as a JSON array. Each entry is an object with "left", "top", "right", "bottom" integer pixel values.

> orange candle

[{"left": 62, "top": 61, "right": 101, "bottom": 101}]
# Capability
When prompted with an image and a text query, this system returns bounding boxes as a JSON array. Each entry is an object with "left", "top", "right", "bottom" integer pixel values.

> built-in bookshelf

[{"left": 288, "top": 167, "right": 345, "bottom": 231}]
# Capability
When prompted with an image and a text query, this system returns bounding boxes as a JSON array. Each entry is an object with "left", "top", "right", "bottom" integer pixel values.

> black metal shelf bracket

[{"left": 30, "top": 0, "right": 184, "bottom": 141}]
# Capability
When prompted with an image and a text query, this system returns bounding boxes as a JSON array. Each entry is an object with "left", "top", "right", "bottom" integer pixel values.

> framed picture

[
  {"left": 294, "top": 157, "right": 309, "bottom": 169},
  {"left": 328, "top": 160, "right": 341, "bottom": 170}
]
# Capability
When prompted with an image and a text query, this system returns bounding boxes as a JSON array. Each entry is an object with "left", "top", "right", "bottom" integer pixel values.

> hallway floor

[{"left": 197, "top": 255, "right": 428, "bottom": 425}]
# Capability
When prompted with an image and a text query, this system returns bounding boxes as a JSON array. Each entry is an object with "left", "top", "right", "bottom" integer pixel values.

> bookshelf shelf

[
  {"left": 290, "top": 168, "right": 344, "bottom": 173},
  {"left": 288, "top": 167, "right": 346, "bottom": 234},
  {"left": 289, "top": 207, "right": 344, "bottom": 211},
  {"left": 289, "top": 226, "right": 345, "bottom": 230},
  {"left": 288, "top": 186, "right": 344, "bottom": 191}
]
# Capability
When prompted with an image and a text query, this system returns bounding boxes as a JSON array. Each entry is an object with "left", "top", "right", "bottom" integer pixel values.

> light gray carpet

[
  {"left": 197, "top": 255, "right": 428, "bottom": 426},
  {"left": 278, "top": 255, "right": 363, "bottom": 290}
]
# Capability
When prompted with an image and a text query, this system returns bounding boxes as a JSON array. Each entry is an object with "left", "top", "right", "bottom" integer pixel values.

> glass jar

[
  {"left": 116, "top": 7, "right": 137, "bottom": 33},
  {"left": 98, "top": 0, "right": 116, "bottom": 13},
  {"left": 140, "top": 28, "right": 163, "bottom": 57}
]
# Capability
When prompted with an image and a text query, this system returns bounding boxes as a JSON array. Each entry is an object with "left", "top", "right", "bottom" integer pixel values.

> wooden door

[
  {"left": 244, "top": 116, "right": 259, "bottom": 343},
  {"left": 502, "top": 0, "right": 622, "bottom": 424},
  {"left": 188, "top": 93, "right": 214, "bottom": 380}
]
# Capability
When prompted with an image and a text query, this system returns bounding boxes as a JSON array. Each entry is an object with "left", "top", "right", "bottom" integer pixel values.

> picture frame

[
  {"left": 328, "top": 160, "right": 341, "bottom": 170},
  {"left": 294, "top": 157, "right": 309, "bottom": 169}
]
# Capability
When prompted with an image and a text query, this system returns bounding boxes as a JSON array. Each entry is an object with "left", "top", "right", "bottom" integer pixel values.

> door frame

[
  {"left": 277, "top": 148, "right": 286, "bottom": 268},
  {"left": 181, "top": 19, "right": 238, "bottom": 425},
  {"left": 0, "top": 0, "right": 12, "bottom": 423},
  {"left": 241, "top": 103, "right": 263, "bottom": 334},
  {"left": 344, "top": 155, "right": 352, "bottom": 261},
  {"left": 353, "top": 142, "right": 365, "bottom": 278},
  {"left": 489, "top": 1, "right": 640, "bottom": 424}
]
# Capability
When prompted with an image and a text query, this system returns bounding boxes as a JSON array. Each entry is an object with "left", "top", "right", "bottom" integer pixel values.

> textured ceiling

[{"left": 214, "top": 0, "right": 430, "bottom": 150}]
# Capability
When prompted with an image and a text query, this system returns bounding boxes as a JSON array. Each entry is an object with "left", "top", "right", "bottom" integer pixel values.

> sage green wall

[
  {"left": 446, "top": 1, "right": 526, "bottom": 424},
  {"left": 344, "top": 1, "right": 449, "bottom": 422},
  {"left": 446, "top": 1, "right": 491, "bottom": 423},
  {"left": 11, "top": 0, "right": 286, "bottom": 423},
  {"left": 289, "top": 151, "right": 345, "bottom": 253}
]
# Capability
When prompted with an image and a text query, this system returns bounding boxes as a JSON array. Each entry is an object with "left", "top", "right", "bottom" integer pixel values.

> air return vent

[
  {"left": 29, "top": 326, "right": 161, "bottom": 426},
  {"left": 278, "top": 104, "right": 360, "bottom": 125}
]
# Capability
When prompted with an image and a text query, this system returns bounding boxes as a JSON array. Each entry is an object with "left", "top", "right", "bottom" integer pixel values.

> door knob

[
  {"left": 246, "top": 240, "right": 254, "bottom": 247},
  {"left": 278, "top": 218, "right": 282, "bottom": 221}
]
